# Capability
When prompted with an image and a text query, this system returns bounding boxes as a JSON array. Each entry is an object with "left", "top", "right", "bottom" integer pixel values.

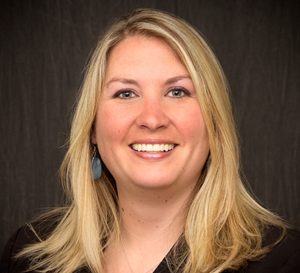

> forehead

[{"left": 105, "top": 35, "right": 188, "bottom": 80}]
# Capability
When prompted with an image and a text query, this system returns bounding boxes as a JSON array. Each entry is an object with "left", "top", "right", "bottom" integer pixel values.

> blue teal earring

[{"left": 91, "top": 145, "right": 102, "bottom": 180}]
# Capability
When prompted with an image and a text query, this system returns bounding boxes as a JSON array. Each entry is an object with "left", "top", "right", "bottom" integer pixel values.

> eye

[
  {"left": 113, "top": 89, "right": 137, "bottom": 99},
  {"left": 167, "top": 87, "right": 190, "bottom": 98}
]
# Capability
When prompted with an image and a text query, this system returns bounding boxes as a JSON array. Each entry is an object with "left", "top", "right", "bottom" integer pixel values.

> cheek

[
  {"left": 95, "top": 109, "right": 120, "bottom": 140},
  {"left": 175, "top": 105, "right": 208, "bottom": 140},
  {"left": 94, "top": 104, "right": 133, "bottom": 144}
]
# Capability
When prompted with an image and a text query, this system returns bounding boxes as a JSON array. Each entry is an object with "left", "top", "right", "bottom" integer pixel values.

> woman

[{"left": 1, "top": 8, "right": 300, "bottom": 273}]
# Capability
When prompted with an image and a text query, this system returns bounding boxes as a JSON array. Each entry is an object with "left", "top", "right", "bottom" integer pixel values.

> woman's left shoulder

[{"left": 239, "top": 226, "right": 300, "bottom": 273}]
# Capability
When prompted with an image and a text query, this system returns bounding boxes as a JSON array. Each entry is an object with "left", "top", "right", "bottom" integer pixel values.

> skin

[{"left": 92, "top": 35, "right": 210, "bottom": 272}]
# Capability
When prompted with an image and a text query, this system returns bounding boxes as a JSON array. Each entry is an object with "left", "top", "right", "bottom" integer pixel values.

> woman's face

[{"left": 93, "top": 35, "right": 209, "bottom": 192}]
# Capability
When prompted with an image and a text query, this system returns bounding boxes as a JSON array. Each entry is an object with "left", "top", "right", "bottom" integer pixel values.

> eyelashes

[
  {"left": 112, "top": 87, "right": 191, "bottom": 99},
  {"left": 166, "top": 87, "right": 191, "bottom": 98},
  {"left": 112, "top": 89, "right": 137, "bottom": 99}
]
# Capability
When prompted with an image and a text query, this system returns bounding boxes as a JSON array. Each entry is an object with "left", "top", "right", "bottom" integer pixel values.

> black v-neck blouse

[{"left": 1, "top": 222, "right": 300, "bottom": 273}]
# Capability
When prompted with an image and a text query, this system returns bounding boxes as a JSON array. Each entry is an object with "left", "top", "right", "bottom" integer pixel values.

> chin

[{"left": 129, "top": 174, "right": 180, "bottom": 189}]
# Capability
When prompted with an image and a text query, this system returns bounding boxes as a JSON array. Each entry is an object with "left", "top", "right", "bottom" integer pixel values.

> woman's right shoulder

[{"left": 0, "top": 216, "right": 60, "bottom": 273}]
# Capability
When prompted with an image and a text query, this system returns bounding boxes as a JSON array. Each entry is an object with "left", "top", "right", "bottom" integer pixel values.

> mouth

[{"left": 130, "top": 143, "right": 177, "bottom": 152}]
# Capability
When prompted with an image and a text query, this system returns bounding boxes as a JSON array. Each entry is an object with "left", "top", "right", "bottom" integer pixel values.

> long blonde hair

[{"left": 18, "top": 8, "right": 286, "bottom": 273}]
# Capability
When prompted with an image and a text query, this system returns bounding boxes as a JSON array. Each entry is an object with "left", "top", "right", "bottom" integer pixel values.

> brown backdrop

[{"left": 1, "top": 0, "right": 299, "bottom": 251}]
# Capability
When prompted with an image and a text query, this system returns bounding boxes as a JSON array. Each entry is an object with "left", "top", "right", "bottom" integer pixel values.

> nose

[{"left": 136, "top": 98, "right": 170, "bottom": 131}]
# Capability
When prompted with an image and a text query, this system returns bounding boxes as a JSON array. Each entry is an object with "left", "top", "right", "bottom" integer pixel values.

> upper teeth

[{"left": 131, "top": 144, "right": 175, "bottom": 152}]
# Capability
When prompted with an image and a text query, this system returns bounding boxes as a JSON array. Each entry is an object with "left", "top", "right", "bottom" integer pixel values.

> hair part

[{"left": 18, "top": 8, "right": 286, "bottom": 273}]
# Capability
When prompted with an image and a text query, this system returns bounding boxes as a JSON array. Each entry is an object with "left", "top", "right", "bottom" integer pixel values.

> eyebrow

[
  {"left": 105, "top": 75, "right": 191, "bottom": 87},
  {"left": 105, "top": 78, "right": 139, "bottom": 87},
  {"left": 165, "top": 75, "right": 191, "bottom": 84}
]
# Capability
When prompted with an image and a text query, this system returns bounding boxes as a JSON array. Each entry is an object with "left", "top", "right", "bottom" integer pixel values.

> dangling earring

[{"left": 91, "top": 145, "right": 102, "bottom": 180}]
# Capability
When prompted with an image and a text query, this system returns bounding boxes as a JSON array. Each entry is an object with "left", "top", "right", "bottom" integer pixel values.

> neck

[
  {"left": 117, "top": 182, "right": 196, "bottom": 244},
  {"left": 103, "top": 182, "right": 196, "bottom": 273}
]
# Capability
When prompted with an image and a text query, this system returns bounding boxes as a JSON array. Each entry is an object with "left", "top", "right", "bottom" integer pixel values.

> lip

[
  {"left": 130, "top": 139, "right": 178, "bottom": 145},
  {"left": 129, "top": 139, "right": 178, "bottom": 159}
]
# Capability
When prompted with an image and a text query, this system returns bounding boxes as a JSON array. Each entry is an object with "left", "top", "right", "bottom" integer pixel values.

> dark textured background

[{"left": 1, "top": 0, "right": 299, "bottom": 252}]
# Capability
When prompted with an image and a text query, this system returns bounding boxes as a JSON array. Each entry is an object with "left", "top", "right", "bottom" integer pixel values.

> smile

[{"left": 131, "top": 143, "right": 176, "bottom": 152}]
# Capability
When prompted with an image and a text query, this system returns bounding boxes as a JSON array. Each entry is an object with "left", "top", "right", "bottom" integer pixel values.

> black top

[{"left": 1, "top": 222, "right": 300, "bottom": 273}]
